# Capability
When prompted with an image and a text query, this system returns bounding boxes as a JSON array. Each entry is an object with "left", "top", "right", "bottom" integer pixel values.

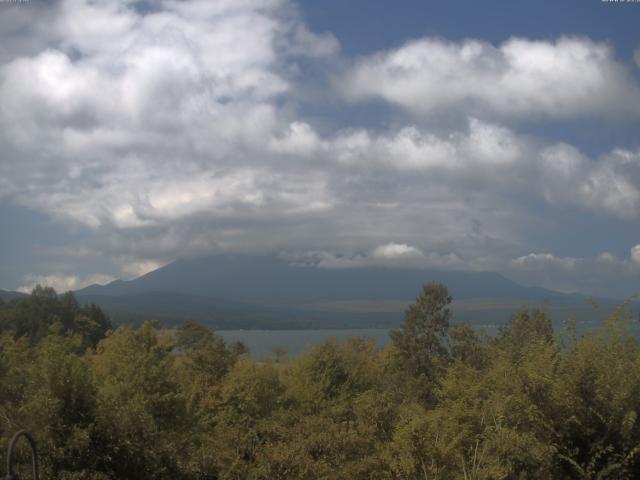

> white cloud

[
  {"left": 325, "top": 119, "right": 640, "bottom": 220},
  {"left": 511, "top": 253, "right": 578, "bottom": 272},
  {"left": 341, "top": 36, "right": 640, "bottom": 119},
  {"left": 269, "top": 121, "right": 324, "bottom": 156},
  {"left": 17, "top": 273, "right": 115, "bottom": 294},
  {"left": 371, "top": 242, "right": 424, "bottom": 260},
  {"left": 0, "top": 0, "right": 338, "bottom": 233},
  {"left": 0, "top": 0, "right": 638, "bottom": 299},
  {"left": 539, "top": 145, "right": 640, "bottom": 219},
  {"left": 328, "top": 118, "right": 524, "bottom": 175}
]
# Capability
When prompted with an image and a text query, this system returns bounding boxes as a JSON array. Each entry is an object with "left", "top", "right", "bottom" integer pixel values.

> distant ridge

[
  {"left": 76, "top": 254, "right": 582, "bottom": 303},
  {"left": 66, "top": 254, "right": 623, "bottom": 329},
  {"left": 0, "top": 289, "right": 27, "bottom": 301},
  {"left": 75, "top": 291, "right": 332, "bottom": 329}
]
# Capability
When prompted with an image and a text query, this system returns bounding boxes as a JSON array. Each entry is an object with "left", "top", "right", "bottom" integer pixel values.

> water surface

[{"left": 218, "top": 318, "right": 640, "bottom": 358}]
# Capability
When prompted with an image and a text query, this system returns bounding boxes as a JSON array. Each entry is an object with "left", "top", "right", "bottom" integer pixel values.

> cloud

[
  {"left": 371, "top": 242, "right": 424, "bottom": 260},
  {"left": 325, "top": 120, "right": 640, "bottom": 220},
  {"left": 0, "top": 0, "right": 638, "bottom": 299},
  {"left": 340, "top": 36, "right": 640, "bottom": 119},
  {"left": 511, "top": 253, "right": 578, "bottom": 272},
  {"left": 285, "top": 243, "right": 468, "bottom": 270},
  {"left": 17, "top": 273, "right": 115, "bottom": 294},
  {"left": 120, "top": 259, "right": 168, "bottom": 278},
  {"left": 632, "top": 245, "right": 640, "bottom": 266},
  {"left": 0, "top": 0, "right": 338, "bottom": 231},
  {"left": 330, "top": 119, "right": 521, "bottom": 172},
  {"left": 0, "top": 1, "right": 529, "bottom": 271},
  {"left": 0, "top": 1, "right": 63, "bottom": 64},
  {"left": 539, "top": 145, "right": 640, "bottom": 220},
  {"left": 508, "top": 250, "right": 640, "bottom": 297}
]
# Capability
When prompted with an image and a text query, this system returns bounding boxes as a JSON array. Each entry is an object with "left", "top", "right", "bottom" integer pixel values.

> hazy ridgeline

[{"left": 1, "top": 285, "right": 640, "bottom": 479}]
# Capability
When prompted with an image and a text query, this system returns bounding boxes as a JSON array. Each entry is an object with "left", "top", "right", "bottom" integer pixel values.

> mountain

[
  {"left": 75, "top": 290, "right": 401, "bottom": 329},
  {"left": 77, "top": 254, "right": 579, "bottom": 303},
  {"left": 75, "top": 291, "right": 300, "bottom": 329},
  {"left": 0, "top": 289, "right": 27, "bottom": 301},
  {"left": 71, "top": 254, "right": 619, "bottom": 329}
]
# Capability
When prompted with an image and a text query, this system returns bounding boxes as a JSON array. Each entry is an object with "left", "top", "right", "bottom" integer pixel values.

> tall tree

[{"left": 389, "top": 283, "right": 452, "bottom": 403}]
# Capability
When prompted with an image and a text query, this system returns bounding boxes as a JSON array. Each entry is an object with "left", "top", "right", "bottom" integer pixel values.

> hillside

[
  {"left": 73, "top": 255, "right": 614, "bottom": 329},
  {"left": 0, "top": 289, "right": 27, "bottom": 301},
  {"left": 77, "top": 254, "right": 582, "bottom": 302}
]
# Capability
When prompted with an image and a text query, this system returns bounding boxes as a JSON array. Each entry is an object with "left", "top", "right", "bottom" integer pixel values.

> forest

[{"left": 1, "top": 284, "right": 640, "bottom": 479}]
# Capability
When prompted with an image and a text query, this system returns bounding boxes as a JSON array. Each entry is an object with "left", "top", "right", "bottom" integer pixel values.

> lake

[
  {"left": 218, "top": 318, "right": 640, "bottom": 358},
  {"left": 218, "top": 328, "right": 393, "bottom": 358}
]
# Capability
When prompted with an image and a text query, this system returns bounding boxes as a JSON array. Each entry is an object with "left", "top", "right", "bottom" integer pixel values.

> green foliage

[
  {"left": 449, "top": 323, "right": 488, "bottom": 368},
  {"left": 0, "top": 286, "right": 111, "bottom": 348},
  {"left": 175, "top": 320, "right": 240, "bottom": 414},
  {"left": 23, "top": 336, "right": 99, "bottom": 477},
  {"left": 389, "top": 283, "right": 452, "bottom": 404},
  {"left": 1, "top": 283, "right": 640, "bottom": 479},
  {"left": 90, "top": 322, "right": 186, "bottom": 479},
  {"left": 496, "top": 305, "right": 553, "bottom": 354}
]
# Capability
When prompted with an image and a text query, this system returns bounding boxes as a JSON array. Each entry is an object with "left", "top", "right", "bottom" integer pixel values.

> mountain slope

[
  {"left": 0, "top": 289, "right": 27, "bottom": 301},
  {"left": 77, "top": 254, "right": 580, "bottom": 304},
  {"left": 75, "top": 290, "right": 400, "bottom": 329},
  {"left": 71, "top": 254, "right": 616, "bottom": 328}
]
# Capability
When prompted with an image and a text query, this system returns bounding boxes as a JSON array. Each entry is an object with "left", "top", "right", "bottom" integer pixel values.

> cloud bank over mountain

[{"left": 0, "top": 0, "right": 638, "bottom": 298}]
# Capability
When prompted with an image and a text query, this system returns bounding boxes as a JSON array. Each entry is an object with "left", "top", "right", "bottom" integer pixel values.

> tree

[
  {"left": 449, "top": 323, "right": 488, "bottom": 368},
  {"left": 0, "top": 287, "right": 111, "bottom": 348},
  {"left": 389, "top": 283, "right": 452, "bottom": 403},
  {"left": 496, "top": 306, "right": 553, "bottom": 355},
  {"left": 176, "top": 320, "right": 236, "bottom": 382},
  {"left": 22, "top": 336, "right": 99, "bottom": 478},
  {"left": 91, "top": 322, "right": 185, "bottom": 479},
  {"left": 214, "top": 359, "right": 285, "bottom": 478}
]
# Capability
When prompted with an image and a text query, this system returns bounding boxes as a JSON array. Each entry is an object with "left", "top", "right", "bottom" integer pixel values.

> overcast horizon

[{"left": 1, "top": 0, "right": 639, "bottom": 298}]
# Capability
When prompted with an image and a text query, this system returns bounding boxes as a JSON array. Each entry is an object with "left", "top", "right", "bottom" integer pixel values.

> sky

[{"left": 0, "top": 0, "right": 639, "bottom": 298}]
